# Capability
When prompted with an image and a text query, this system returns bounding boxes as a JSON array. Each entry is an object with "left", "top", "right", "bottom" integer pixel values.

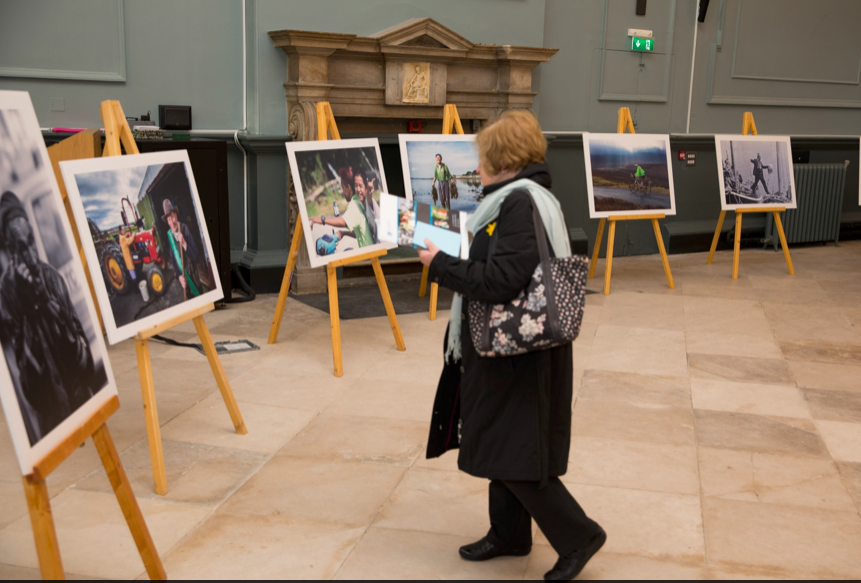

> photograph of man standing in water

[
  {"left": 61, "top": 150, "right": 223, "bottom": 345},
  {"left": 286, "top": 139, "right": 390, "bottom": 269},
  {"left": 399, "top": 134, "right": 483, "bottom": 215},
  {"left": 0, "top": 91, "right": 116, "bottom": 474}
]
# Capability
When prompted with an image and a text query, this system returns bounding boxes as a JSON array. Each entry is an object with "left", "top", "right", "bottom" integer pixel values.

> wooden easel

[
  {"left": 100, "top": 101, "right": 247, "bottom": 496},
  {"left": 23, "top": 399, "right": 166, "bottom": 580},
  {"left": 588, "top": 107, "right": 675, "bottom": 295},
  {"left": 706, "top": 112, "right": 795, "bottom": 279},
  {"left": 47, "top": 129, "right": 105, "bottom": 333},
  {"left": 418, "top": 104, "right": 465, "bottom": 321},
  {"left": 268, "top": 102, "right": 406, "bottom": 377}
]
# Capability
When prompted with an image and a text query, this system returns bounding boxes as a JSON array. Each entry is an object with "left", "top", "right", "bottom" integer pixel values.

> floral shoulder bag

[{"left": 466, "top": 204, "right": 589, "bottom": 357}]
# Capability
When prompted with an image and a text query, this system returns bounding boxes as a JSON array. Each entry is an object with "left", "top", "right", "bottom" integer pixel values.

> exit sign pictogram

[{"left": 631, "top": 37, "right": 655, "bottom": 52}]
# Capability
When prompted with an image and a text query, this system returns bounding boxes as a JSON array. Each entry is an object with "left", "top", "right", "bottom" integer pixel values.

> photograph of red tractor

[{"left": 89, "top": 196, "right": 167, "bottom": 300}]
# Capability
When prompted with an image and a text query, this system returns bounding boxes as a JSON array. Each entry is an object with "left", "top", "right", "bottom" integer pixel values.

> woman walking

[{"left": 419, "top": 111, "right": 605, "bottom": 581}]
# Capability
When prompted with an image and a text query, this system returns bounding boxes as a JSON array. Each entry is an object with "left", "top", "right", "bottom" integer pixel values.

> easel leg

[
  {"left": 371, "top": 257, "right": 407, "bottom": 351},
  {"left": 193, "top": 316, "right": 248, "bottom": 435},
  {"left": 707, "top": 211, "right": 727, "bottom": 265},
  {"left": 91, "top": 425, "right": 166, "bottom": 580},
  {"left": 429, "top": 283, "right": 439, "bottom": 321},
  {"left": 327, "top": 265, "right": 344, "bottom": 377},
  {"left": 772, "top": 211, "right": 795, "bottom": 275},
  {"left": 22, "top": 475, "right": 64, "bottom": 580},
  {"left": 135, "top": 339, "right": 168, "bottom": 496},
  {"left": 418, "top": 265, "right": 429, "bottom": 298},
  {"left": 603, "top": 220, "right": 617, "bottom": 295},
  {"left": 652, "top": 219, "right": 675, "bottom": 289},
  {"left": 589, "top": 218, "right": 606, "bottom": 280},
  {"left": 269, "top": 223, "right": 303, "bottom": 345},
  {"left": 732, "top": 213, "right": 743, "bottom": 280}
]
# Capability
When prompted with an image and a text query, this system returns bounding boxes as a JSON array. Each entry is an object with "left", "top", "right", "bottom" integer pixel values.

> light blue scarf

[{"left": 445, "top": 178, "right": 572, "bottom": 364}]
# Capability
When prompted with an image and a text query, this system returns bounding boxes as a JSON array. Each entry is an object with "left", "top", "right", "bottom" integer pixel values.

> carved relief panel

[
  {"left": 402, "top": 63, "right": 431, "bottom": 104},
  {"left": 385, "top": 61, "right": 446, "bottom": 106}
]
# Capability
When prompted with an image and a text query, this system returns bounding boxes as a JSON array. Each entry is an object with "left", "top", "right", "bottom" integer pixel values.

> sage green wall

[
  {"left": 0, "top": 0, "right": 243, "bottom": 129},
  {"left": 248, "top": 0, "right": 547, "bottom": 135}
]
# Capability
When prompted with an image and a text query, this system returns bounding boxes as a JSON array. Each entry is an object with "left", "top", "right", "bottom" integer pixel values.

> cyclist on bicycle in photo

[{"left": 634, "top": 162, "right": 646, "bottom": 188}]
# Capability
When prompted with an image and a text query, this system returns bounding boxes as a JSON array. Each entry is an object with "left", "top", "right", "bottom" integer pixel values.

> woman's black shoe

[
  {"left": 544, "top": 528, "right": 606, "bottom": 581},
  {"left": 459, "top": 537, "right": 532, "bottom": 562}
]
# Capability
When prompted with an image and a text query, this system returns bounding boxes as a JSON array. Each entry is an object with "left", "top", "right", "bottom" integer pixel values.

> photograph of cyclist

[
  {"left": 583, "top": 133, "right": 676, "bottom": 218},
  {"left": 715, "top": 135, "right": 795, "bottom": 210}
]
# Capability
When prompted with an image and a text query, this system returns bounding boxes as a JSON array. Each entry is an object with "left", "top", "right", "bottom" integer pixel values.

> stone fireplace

[{"left": 269, "top": 18, "right": 558, "bottom": 292}]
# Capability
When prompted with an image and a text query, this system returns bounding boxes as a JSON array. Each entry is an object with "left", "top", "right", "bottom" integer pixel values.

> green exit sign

[{"left": 631, "top": 37, "right": 655, "bottom": 52}]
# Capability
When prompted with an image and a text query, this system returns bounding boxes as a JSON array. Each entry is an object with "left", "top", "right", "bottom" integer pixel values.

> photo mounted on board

[
  {"left": 715, "top": 135, "right": 796, "bottom": 211},
  {"left": 0, "top": 90, "right": 118, "bottom": 475},
  {"left": 61, "top": 150, "right": 224, "bottom": 345},
  {"left": 286, "top": 138, "right": 392, "bottom": 269},
  {"left": 398, "top": 134, "right": 482, "bottom": 215},
  {"left": 582, "top": 133, "right": 677, "bottom": 219}
]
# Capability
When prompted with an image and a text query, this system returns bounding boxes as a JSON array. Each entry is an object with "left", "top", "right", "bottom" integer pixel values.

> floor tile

[
  {"left": 698, "top": 447, "right": 856, "bottom": 511},
  {"left": 687, "top": 354, "right": 794, "bottom": 385},
  {"left": 802, "top": 389, "right": 861, "bottom": 423},
  {"left": 372, "top": 467, "right": 490, "bottom": 538},
  {"left": 762, "top": 302, "right": 861, "bottom": 346},
  {"left": 690, "top": 378, "right": 810, "bottom": 419},
  {"left": 787, "top": 360, "right": 861, "bottom": 393},
  {"left": 837, "top": 462, "right": 861, "bottom": 511},
  {"left": 276, "top": 413, "right": 428, "bottom": 467},
  {"left": 548, "top": 484, "right": 705, "bottom": 562},
  {"left": 587, "top": 325, "right": 688, "bottom": 377},
  {"left": 326, "top": 378, "right": 437, "bottom": 422},
  {"left": 0, "top": 489, "right": 208, "bottom": 580},
  {"left": 228, "top": 369, "right": 350, "bottom": 413},
  {"left": 565, "top": 436, "right": 700, "bottom": 495},
  {"left": 219, "top": 456, "right": 406, "bottom": 527},
  {"left": 598, "top": 292, "right": 685, "bottom": 331},
  {"left": 682, "top": 297, "right": 774, "bottom": 340},
  {"left": 702, "top": 498, "right": 861, "bottom": 577},
  {"left": 578, "top": 370, "right": 691, "bottom": 408},
  {"left": 74, "top": 440, "right": 269, "bottom": 505},
  {"left": 573, "top": 400, "right": 695, "bottom": 447},
  {"left": 684, "top": 329, "right": 784, "bottom": 360},
  {"left": 160, "top": 394, "right": 316, "bottom": 454},
  {"left": 334, "top": 526, "right": 528, "bottom": 580},
  {"left": 0, "top": 564, "right": 99, "bottom": 580},
  {"left": 524, "top": 546, "right": 707, "bottom": 580},
  {"left": 694, "top": 410, "right": 829, "bottom": 458},
  {"left": 0, "top": 481, "right": 28, "bottom": 531},
  {"left": 815, "top": 421, "right": 861, "bottom": 462},
  {"left": 747, "top": 275, "right": 833, "bottom": 306},
  {"left": 162, "top": 513, "right": 365, "bottom": 580},
  {"left": 778, "top": 340, "right": 861, "bottom": 366}
]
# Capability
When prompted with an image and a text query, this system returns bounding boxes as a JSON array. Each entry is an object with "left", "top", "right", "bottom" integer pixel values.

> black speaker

[
  {"left": 158, "top": 105, "right": 192, "bottom": 130},
  {"left": 698, "top": 0, "right": 711, "bottom": 22},
  {"left": 636, "top": 0, "right": 647, "bottom": 16}
]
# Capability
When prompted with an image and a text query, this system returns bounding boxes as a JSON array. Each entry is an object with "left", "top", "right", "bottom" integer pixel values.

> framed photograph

[
  {"left": 715, "top": 135, "right": 796, "bottom": 211},
  {"left": 61, "top": 151, "right": 224, "bottom": 345},
  {"left": 0, "top": 90, "right": 118, "bottom": 475},
  {"left": 583, "top": 133, "right": 677, "bottom": 219},
  {"left": 286, "top": 139, "right": 392, "bottom": 269},
  {"left": 398, "top": 134, "right": 482, "bottom": 214}
]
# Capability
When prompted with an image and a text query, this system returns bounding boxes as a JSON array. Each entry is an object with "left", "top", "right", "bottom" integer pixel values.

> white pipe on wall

[{"left": 686, "top": 0, "right": 700, "bottom": 134}]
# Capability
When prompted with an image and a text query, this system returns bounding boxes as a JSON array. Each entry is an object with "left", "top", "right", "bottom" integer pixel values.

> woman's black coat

[{"left": 426, "top": 163, "right": 573, "bottom": 485}]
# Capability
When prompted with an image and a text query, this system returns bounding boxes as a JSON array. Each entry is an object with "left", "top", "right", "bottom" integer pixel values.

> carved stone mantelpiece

[
  {"left": 270, "top": 18, "right": 557, "bottom": 292},
  {"left": 270, "top": 18, "right": 558, "bottom": 128}
]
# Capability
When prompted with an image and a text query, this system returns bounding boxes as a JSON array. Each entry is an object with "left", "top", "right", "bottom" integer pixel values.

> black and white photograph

[
  {"left": 0, "top": 91, "right": 117, "bottom": 475},
  {"left": 715, "top": 135, "right": 796, "bottom": 210},
  {"left": 582, "top": 133, "right": 677, "bottom": 218},
  {"left": 286, "top": 138, "right": 393, "bottom": 269},
  {"left": 61, "top": 151, "right": 224, "bottom": 345}
]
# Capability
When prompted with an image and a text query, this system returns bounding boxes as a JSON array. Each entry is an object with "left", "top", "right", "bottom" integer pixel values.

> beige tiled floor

[{"left": 2, "top": 243, "right": 861, "bottom": 579}]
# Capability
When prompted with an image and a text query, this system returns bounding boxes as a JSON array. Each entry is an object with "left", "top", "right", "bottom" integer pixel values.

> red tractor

[{"left": 91, "top": 197, "right": 168, "bottom": 299}]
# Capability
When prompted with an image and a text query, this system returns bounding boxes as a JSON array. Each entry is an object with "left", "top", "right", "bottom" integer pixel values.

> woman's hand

[{"left": 418, "top": 239, "right": 440, "bottom": 267}]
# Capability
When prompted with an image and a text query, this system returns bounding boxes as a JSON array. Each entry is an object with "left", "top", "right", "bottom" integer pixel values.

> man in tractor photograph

[{"left": 162, "top": 198, "right": 204, "bottom": 300}]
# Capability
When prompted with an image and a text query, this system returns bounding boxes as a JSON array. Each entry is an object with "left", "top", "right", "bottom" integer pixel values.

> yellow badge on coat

[{"left": 486, "top": 222, "right": 497, "bottom": 237}]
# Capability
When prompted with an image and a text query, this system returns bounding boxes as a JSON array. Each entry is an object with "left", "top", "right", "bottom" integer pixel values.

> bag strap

[{"left": 531, "top": 199, "right": 551, "bottom": 263}]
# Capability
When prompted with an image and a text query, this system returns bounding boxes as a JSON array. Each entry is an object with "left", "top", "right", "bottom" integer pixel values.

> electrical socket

[{"left": 49, "top": 98, "right": 65, "bottom": 112}]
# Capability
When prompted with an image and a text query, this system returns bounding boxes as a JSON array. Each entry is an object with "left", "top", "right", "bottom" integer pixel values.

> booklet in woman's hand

[{"left": 379, "top": 193, "right": 468, "bottom": 258}]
